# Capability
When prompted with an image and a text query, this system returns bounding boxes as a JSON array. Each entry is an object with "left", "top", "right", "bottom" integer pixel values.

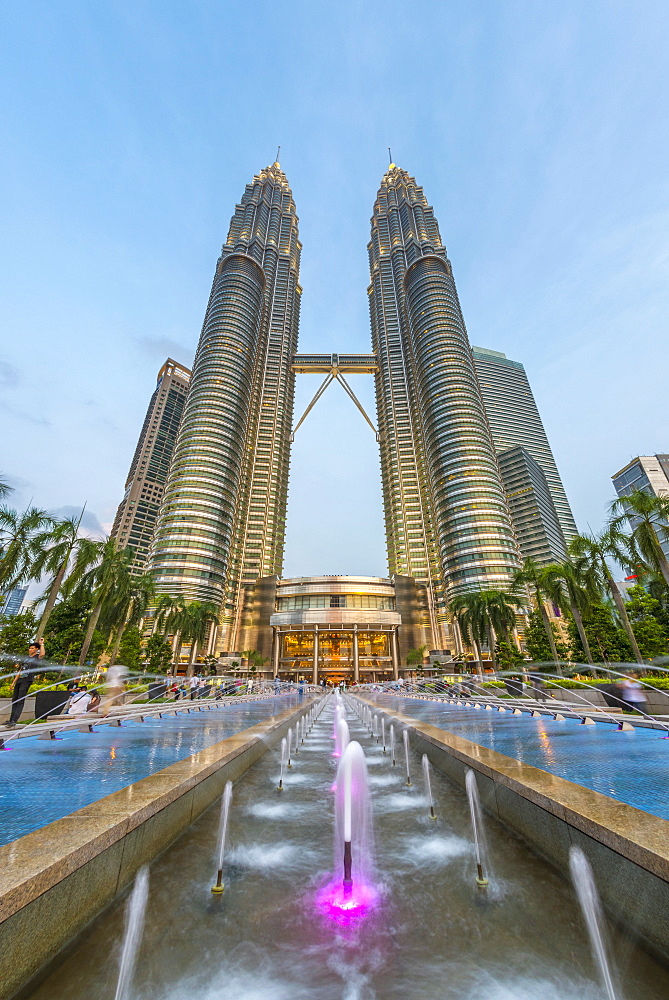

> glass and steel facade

[
  {"left": 612, "top": 455, "right": 669, "bottom": 561},
  {"left": 471, "top": 346, "right": 577, "bottom": 545},
  {"left": 368, "top": 165, "right": 520, "bottom": 642},
  {"left": 112, "top": 358, "right": 191, "bottom": 575},
  {"left": 497, "top": 445, "right": 567, "bottom": 565},
  {"left": 150, "top": 163, "right": 301, "bottom": 650},
  {"left": 270, "top": 576, "right": 401, "bottom": 682}
]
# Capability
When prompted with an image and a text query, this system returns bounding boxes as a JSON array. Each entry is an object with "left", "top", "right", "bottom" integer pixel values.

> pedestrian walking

[
  {"left": 620, "top": 674, "right": 648, "bottom": 715},
  {"left": 189, "top": 675, "right": 199, "bottom": 700},
  {"left": 101, "top": 663, "right": 128, "bottom": 717},
  {"left": 5, "top": 637, "right": 45, "bottom": 727}
]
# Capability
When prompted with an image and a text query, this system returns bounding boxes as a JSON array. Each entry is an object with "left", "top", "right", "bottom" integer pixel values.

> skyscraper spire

[
  {"left": 368, "top": 166, "right": 520, "bottom": 645},
  {"left": 150, "top": 164, "right": 301, "bottom": 651}
]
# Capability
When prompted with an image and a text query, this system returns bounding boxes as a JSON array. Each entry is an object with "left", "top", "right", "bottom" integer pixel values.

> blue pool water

[
  {"left": 375, "top": 695, "right": 669, "bottom": 820},
  {"left": 0, "top": 698, "right": 292, "bottom": 845}
]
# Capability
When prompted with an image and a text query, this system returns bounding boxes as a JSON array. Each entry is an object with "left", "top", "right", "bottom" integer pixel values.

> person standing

[
  {"left": 189, "top": 675, "right": 199, "bottom": 700},
  {"left": 5, "top": 638, "right": 45, "bottom": 727}
]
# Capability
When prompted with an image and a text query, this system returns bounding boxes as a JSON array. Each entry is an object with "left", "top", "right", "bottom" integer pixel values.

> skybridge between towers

[{"left": 290, "top": 353, "right": 379, "bottom": 442}]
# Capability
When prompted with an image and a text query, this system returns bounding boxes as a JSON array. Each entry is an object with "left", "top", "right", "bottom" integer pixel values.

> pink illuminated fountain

[{"left": 319, "top": 740, "right": 377, "bottom": 921}]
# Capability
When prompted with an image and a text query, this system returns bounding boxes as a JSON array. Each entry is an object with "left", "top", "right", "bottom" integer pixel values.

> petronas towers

[{"left": 149, "top": 160, "right": 526, "bottom": 653}]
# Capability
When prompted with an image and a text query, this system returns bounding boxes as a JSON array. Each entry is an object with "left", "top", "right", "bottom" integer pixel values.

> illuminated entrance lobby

[{"left": 235, "top": 574, "right": 436, "bottom": 682}]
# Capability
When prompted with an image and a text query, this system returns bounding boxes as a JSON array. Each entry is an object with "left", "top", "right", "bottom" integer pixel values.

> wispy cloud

[
  {"left": 0, "top": 360, "right": 20, "bottom": 389},
  {"left": 135, "top": 335, "right": 194, "bottom": 366},
  {"left": 51, "top": 505, "right": 106, "bottom": 537}
]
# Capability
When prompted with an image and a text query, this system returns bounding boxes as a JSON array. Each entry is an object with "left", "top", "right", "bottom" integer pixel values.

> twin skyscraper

[{"left": 116, "top": 160, "right": 575, "bottom": 665}]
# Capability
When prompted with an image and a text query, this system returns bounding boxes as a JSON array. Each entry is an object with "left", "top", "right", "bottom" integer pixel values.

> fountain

[
  {"left": 465, "top": 768, "right": 489, "bottom": 887},
  {"left": 381, "top": 717, "right": 386, "bottom": 753},
  {"left": 335, "top": 716, "right": 350, "bottom": 758},
  {"left": 287, "top": 726, "right": 293, "bottom": 767},
  {"left": 570, "top": 847, "right": 619, "bottom": 1000},
  {"left": 422, "top": 754, "right": 436, "bottom": 819},
  {"left": 403, "top": 729, "right": 412, "bottom": 785},
  {"left": 390, "top": 724, "right": 396, "bottom": 766},
  {"left": 211, "top": 781, "right": 233, "bottom": 894},
  {"left": 113, "top": 866, "right": 149, "bottom": 1000},
  {"left": 277, "top": 737, "right": 287, "bottom": 791},
  {"left": 319, "top": 740, "right": 376, "bottom": 918}
]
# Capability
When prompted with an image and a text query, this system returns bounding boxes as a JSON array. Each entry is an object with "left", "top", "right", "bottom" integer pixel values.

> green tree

[
  {"left": 0, "top": 475, "right": 13, "bottom": 500},
  {"left": 541, "top": 558, "right": 600, "bottom": 665},
  {"left": 143, "top": 634, "right": 173, "bottom": 674},
  {"left": 31, "top": 510, "right": 92, "bottom": 634},
  {"left": 104, "top": 572, "right": 156, "bottom": 664},
  {"left": 610, "top": 490, "right": 669, "bottom": 587},
  {"left": 163, "top": 599, "right": 219, "bottom": 673},
  {"left": 512, "top": 559, "right": 563, "bottom": 666},
  {"left": 117, "top": 627, "right": 142, "bottom": 672},
  {"left": 451, "top": 590, "right": 523, "bottom": 669},
  {"left": 406, "top": 645, "right": 428, "bottom": 668},
  {"left": 524, "top": 610, "right": 570, "bottom": 665},
  {"left": 623, "top": 585, "right": 669, "bottom": 659},
  {"left": 242, "top": 649, "right": 268, "bottom": 670},
  {"left": 495, "top": 639, "right": 525, "bottom": 670},
  {"left": 567, "top": 604, "right": 633, "bottom": 664},
  {"left": 202, "top": 653, "right": 219, "bottom": 675},
  {"left": 0, "top": 506, "right": 53, "bottom": 591},
  {"left": 569, "top": 529, "right": 644, "bottom": 665},
  {"left": 43, "top": 596, "right": 106, "bottom": 666},
  {"left": 0, "top": 610, "right": 38, "bottom": 658},
  {"left": 71, "top": 539, "right": 134, "bottom": 665}
]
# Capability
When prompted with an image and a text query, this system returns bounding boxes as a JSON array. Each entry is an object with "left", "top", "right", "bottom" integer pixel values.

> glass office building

[
  {"left": 112, "top": 359, "right": 191, "bottom": 574},
  {"left": 612, "top": 455, "right": 669, "bottom": 561},
  {"left": 497, "top": 445, "right": 567, "bottom": 565},
  {"left": 471, "top": 346, "right": 577, "bottom": 546}
]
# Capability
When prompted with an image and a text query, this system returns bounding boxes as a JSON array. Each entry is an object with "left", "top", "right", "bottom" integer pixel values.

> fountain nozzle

[
  {"left": 211, "top": 869, "right": 225, "bottom": 894},
  {"left": 476, "top": 862, "right": 488, "bottom": 887},
  {"left": 343, "top": 839, "right": 353, "bottom": 895}
]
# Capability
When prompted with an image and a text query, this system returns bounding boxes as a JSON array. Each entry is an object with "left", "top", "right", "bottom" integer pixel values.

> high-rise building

[
  {"left": 612, "top": 455, "right": 669, "bottom": 560},
  {"left": 149, "top": 162, "right": 301, "bottom": 652},
  {"left": 368, "top": 164, "right": 521, "bottom": 645},
  {"left": 0, "top": 587, "right": 27, "bottom": 617},
  {"left": 111, "top": 358, "right": 191, "bottom": 573},
  {"left": 471, "top": 347, "right": 577, "bottom": 546},
  {"left": 497, "top": 445, "right": 567, "bottom": 565}
]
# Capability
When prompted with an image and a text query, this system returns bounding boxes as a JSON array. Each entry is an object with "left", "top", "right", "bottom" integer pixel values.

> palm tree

[
  {"left": 0, "top": 475, "right": 12, "bottom": 500},
  {"left": 450, "top": 593, "right": 487, "bottom": 669},
  {"left": 105, "top": 572, "right": 156, "bottom": 665},
  {"left": 569, "top": 528, "right": 644, "bottom": 664},
  {"left": 0, "top": 505, "right": 54, "bottom": 591},
  {"left": 31, "top": 509, "right": 91, "bottom": 634},
  {"left": 512, "top": 558, "right": 561, "bottom": 665},
  {"left": 71, "top": 539, "right": 134, "bottom": 665},
  {"left": 163, "top": 600, "right": 219, "bottom": 674},
  {"left": 610, "top": 490, "right": 669, "bottom": 587},
  {"left": 541, "top": 558, "right": 600, "bottom": 665},
  {"left": 406, "top": 645, "right": 429, "bottom": 668},
  {"left": 451, "top": 590, "right": 523, "bottom": 670}
]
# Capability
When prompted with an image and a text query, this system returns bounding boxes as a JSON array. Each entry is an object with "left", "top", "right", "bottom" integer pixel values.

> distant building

[
  {"left": 0, "top": 587, "right": 27, "bottom": 617},
  {"left": 612, "top": 454, "right": 669, "bottom": 561},
  {"left": 472, "top": 346, "right": 577, "bottom": 547},
  {"left": 497, "top": 445, "right": 567, "bottom": 566},
  {"left": 111, "top": 358, "right": 191, "bottom": 574}
]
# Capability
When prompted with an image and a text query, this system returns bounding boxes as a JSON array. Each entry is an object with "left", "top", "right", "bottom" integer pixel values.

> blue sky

[{"left": 1, "top": 1, "right": 668, "bottom": 577}]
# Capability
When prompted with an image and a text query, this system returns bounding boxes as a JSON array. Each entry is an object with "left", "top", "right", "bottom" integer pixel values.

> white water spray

[
  {"left": 114, "top": 866, "right": 149, "bottom": 1000},
  {"left": 569, "top": 847, "right": 619, "bottom": 1000}
]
